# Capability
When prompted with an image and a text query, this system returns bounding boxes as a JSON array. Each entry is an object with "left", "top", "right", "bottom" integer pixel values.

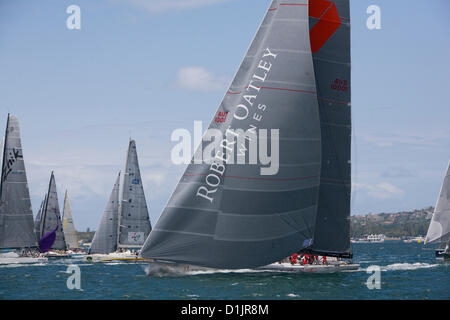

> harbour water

[{"left": 0, "top": 242, "right": 448, "bottom": 300}]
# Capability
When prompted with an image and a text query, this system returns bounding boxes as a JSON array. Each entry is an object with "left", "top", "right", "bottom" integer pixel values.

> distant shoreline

[
  {"left": 75, "top": 207, "right": 434, "bottom": 243},
  {"left": 351, "top": 207, "right": 433, "bottom": 238}
]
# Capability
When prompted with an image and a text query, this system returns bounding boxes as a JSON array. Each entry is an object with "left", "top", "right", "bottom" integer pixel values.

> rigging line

[{"left": 280, "top": 213, "right": 311, "bottom": 243}]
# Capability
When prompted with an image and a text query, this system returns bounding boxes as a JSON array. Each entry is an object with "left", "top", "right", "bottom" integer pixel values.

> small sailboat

[
  {"left": 352, "top": 234, "right": 385, "bottom": 243},
  {"left": 425, "top": 162, "right": 450, "bottom": 261},
  {"left": 62, "top": 190, "right": 84, "bottom": 255},
  {"left": 87, "top": 172, "right": 123, "bottom": 261},
  {"left": 87, "top": 140, "right": 152, "bottom": 262},
  {"left": 37, "top": 172, "right": 70, "bottom": 258},
  {"left": 0, "top": 114, "right": 47, "bottom": 265},
  {"left": 140, "top": 0, "right": 359, "bottom": 274}
]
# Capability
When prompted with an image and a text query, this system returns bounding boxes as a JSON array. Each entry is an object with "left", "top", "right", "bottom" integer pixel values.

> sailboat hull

[
  {"left": 143, "top": 260, "right": 360, "bottom": 276},
  {"left": 86, "top": 252, "right": 151, "bottom": 263},
  {"left": 43, "top": 251, "right": 72, "bottom": 258},
  {"left": 257, "top": 262, "right": 360, "bottom": 273}
]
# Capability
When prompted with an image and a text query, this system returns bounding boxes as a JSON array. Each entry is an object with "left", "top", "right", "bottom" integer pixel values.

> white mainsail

[
  {"left": 425, "top": 162, "right": 450, "bottom": 245},
  {"left": 62, "top": 190, "right": 79, "bottom": 249}
]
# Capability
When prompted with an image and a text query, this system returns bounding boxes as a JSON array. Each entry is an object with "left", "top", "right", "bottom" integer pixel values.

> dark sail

[
  {"left": 301, "top": 0, "right": 352, "bottom": 258},
  {"left": 0, "top": 114, "right": 37, "bottom": 249},
  {"left": 141, "top": 0, "right": 323, "bottom": 269},
  {"left": 39, "top": 172, "right": 67, "bottom": 251}
]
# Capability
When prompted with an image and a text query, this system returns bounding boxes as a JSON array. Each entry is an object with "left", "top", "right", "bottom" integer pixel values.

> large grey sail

[
  {"left": 425, "top": 162, "right": 450, "bottom": 245},
  {"left": 118, "top": 141, "right": 152, "bottom": 248},
  {"left": 89, "top": 172, "right": 120, "bottom": 254},
  {"left": 62, "top": 191, "right": 79, "bottom": 249},
  {"left": 301, "top": 0, "right": 352, "bottom": 258},
  {"left": 0, "top": 114, "right": 37, "bottom": 249},
  {"left": 40, "top": 172, "right": 66, "bottom": 250},
  {"left": 141, "top": 0, "right": 322, "bottom": 269}
]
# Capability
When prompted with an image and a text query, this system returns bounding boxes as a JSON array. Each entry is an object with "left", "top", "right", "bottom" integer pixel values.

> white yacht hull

[
  {"left": 86, "top": 251, "right": 151, "bottom": 263},
  {"left": 144, "top": 260, "right": 360, "bottom": 276},
  {"left": 257, "top": 262, "right": 361, "bottom": 273},
  {"left": 43, "top": 251, "right": 72, "bottom": 258}
]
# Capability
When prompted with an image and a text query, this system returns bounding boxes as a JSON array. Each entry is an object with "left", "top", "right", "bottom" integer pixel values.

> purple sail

[{"left": 39, "top": 225, "right": 58, "bottom": 253}]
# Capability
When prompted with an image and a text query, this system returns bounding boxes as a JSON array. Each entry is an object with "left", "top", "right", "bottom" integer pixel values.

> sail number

[{"left": 224, "top": 304, "right": 269, "bottom": 317}]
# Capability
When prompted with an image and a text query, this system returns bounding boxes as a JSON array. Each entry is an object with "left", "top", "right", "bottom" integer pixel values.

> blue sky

[{"left": 0, "top": 0, "right": 449, "bottom": 231}]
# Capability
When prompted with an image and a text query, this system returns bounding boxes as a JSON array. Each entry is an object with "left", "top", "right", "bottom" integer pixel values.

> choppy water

[{"left": 0, "top": 242, "right": 448, "bottom": 300}]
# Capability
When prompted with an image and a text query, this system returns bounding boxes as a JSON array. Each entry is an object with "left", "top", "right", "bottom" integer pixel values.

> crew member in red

[{"left": 290, "top": 253, "right": 299, "bottom": 265}]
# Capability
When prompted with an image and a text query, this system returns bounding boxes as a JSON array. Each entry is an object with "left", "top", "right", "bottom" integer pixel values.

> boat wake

[
  {"left": 0, "top": 261, "right": 47, "bottom": 268},
  {"left": 381, "top": 262, "right": 439, "bottom": 271},
  {"left": 144, "top": 263, "right": 263, "bottom": 277},
  {"left": 359, "top": 262, "right": 440, "bottom": 272}
]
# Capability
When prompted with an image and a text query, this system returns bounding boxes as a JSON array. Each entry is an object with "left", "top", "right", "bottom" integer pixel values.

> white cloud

[
  {"left": 128, "top": 0, "right": 232, "bottom": 13},
  {"left": 177, "top": 66, "right": 229, "bottom": 92},
  {"left": 353, "top": 182, "right": 405, "bottom": 200},
  {"left": 380, "top": 166, "right": 417, "bottom": 179}
]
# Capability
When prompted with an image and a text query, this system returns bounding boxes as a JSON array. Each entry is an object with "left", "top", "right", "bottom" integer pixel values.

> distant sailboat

[
  {"left": 89, "top": 172, "right": 120, "bottom": 255},
  {"left": 88, "top": 140, "right": 152, "bottom": 262},
  {"left": 140, "top": 0, "right": 357, "bottom": 273},
  {"left": 117, "top": 140, "right": 152, "bottom": 250},
  {"left": 425, "top": 162, "right": 450, "bottom": 261},
  {"left": 37, "top": 172, "right": 68, "bottom": 255},
  {"left": 34, "top": 196, "right": 46, "bottom": 243},
  {"left": 62, "top": 190, "right": 80, "bottom": 249},
  {"left": 0, "top": 114, "right": 47, "bottom": 264}
]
